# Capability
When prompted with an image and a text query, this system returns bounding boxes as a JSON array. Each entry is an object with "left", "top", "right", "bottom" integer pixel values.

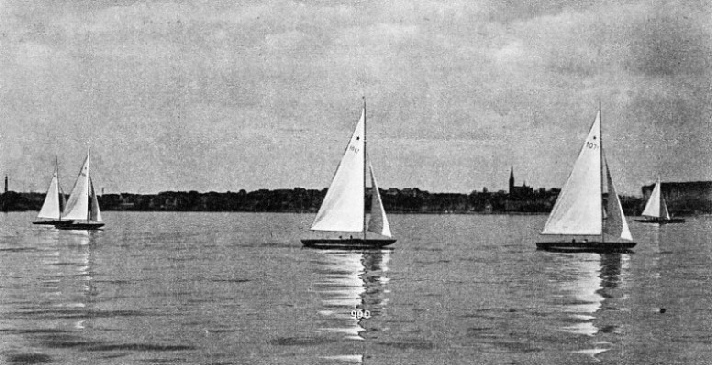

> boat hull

[
  {"left": 635, "top": 218, "right": 685, "bottom": 224},
  {"left": 536, "top": 241, "right": 635, "bottom": 254},
  {"left": 54, "top": 221, "right": 104, "bottom": 230},
  {"left": 33, "top": 220, "right": 65, "bottom": 225},
  {"left": 301, "top": 238, "right": 396, "bottom": 249}
]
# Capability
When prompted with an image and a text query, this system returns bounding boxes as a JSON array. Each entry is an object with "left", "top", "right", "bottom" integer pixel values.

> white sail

[
  {"left": 542, "top": 111, "right": 603, "bottom": 235},
  {"left": 62, "top": 154, "right": 90, "bottom": 221},
  {"left": 311, "top": 109, "right": 366, "bottom": 232},
  {"left": 367, "top": 163, "right": 392, "bottom": 237},
  {"left": 89, "top": 177, "right": 102, "bottom": 222},
  {"left": 603, "top": 159, "right": 633, "bottom": 241},
  {"left": 642, "top": 178, "right": 670, "bottom": 219},
  {"left": 659, "top": 188, "right": 670, "bottom": 220},
  {"left": 37, "top": 170, "right": 62, "bottom": 219}
]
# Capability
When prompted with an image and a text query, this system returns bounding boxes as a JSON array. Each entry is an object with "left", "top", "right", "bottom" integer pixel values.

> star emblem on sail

[{"left": 541, "top": 110, "right": 632, "bottom": 242}]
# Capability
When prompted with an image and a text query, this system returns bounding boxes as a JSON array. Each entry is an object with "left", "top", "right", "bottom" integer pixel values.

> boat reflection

[
  {"left": 311, "top": 249, "right": 390, "bottom": 363},
  {"left": 549, "top": 252, "right": 628, "bottom": 360},
  {"left": 39, "top": 230, "right": 95, "bottom": 332}
]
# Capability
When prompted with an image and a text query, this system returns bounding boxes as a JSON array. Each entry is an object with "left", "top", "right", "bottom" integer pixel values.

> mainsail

[
  {"left": 641, "top": 178, "right": 670, "bottom": 220},
  {"left": 603, "top": 159, "right": 633, "bottom": 241},
  {"left": 62, "top": 154, "right": 90, "bottom": 221},
  {"left": 542, "top": 111, "right": 603, "bottom": 235},
  {"left": 311, "top": 109, "right": 366, "bottom": 232},
  {"left": 37, "top": 168, "right": 62, "bottom": 220},
  {"left": 367, "top": 163, "right": 391, "bottom": 237}
]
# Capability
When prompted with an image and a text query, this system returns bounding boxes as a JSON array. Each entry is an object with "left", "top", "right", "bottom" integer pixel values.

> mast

[
  {"left": 599, "top": 102, "right": 604, "bottom": 244},
  {"left": 363, "top": 96, "right": 367, "bottom": 242},
  {"left": 86, "top": 146, "right": 91, "bottom": 221},
  {"left": 56, "top": 156, "right": 61, "bottom": 221}
]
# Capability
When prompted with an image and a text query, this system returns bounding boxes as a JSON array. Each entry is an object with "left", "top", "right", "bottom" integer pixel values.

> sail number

[
  {"left": 586, "top": 141, "right": 599, "bottom": 150},
  {"left": 349, "top": 144, "right": 360, "bottom": 154},
  {"left": 350, "top": 309, "right": 371, "bottom": 320}
]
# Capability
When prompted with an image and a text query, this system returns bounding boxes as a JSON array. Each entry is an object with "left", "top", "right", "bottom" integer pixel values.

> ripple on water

[
  {"left": 271, "top": 336, "right": 338, "bottom": 346},
  {"left": 5, "top": 352, "right": 53, "bottom": 364}
]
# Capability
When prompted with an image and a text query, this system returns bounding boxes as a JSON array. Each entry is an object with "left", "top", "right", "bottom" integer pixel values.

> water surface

[{"left": 1, "top": 212, "right": 711, "bottom": 364}]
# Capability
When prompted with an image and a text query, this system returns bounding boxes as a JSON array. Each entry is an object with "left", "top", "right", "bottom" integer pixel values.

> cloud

[{"left": 0, "top": 0, "right": 710, "bottom": 194}]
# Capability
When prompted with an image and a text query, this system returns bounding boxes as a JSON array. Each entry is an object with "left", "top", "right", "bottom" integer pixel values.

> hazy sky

[{"left": 1, "top": 0, "right": 710, "bottom": 195}]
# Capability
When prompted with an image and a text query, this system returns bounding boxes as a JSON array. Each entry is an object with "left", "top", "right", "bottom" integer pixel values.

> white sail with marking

[
  {"left": 37, "top": 170, "right": 62, "bottom": 220},
  {"left": 542, "top": 111, "right": 603, "bottom": 235},
  {"left": 311, "top": 109, "right": 366, "bottom": 232},
  {"left": 603, "top": 160, "right": 633, "bottom": 241},
  {"left": 62, "top": 154, "right": 90, "bottom": 221},
  {"left": 367, "top": 163, "right": 391, "bottom": 237},
  {"left": 642, "top": 178, "right": 669, "bottom": 219},
  {"left": 89, "top": 177, "right": 102, "bottom": 222}
]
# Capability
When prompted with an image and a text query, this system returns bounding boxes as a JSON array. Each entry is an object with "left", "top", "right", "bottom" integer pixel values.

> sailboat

[
  {"left": 301, "top": 99, "right": 396, "bottom": 249},
  {"left": 33, "top": 158, "right": 67, "bottom": 225},
  {"left": 54, "top": 150, "right": 104, "bottom": 230},
  {"left": 537, "top": 109, "right": 635, "bottom": 253},
  {"left": 636, "top": 178, "right": 685, "bottom": 223}
]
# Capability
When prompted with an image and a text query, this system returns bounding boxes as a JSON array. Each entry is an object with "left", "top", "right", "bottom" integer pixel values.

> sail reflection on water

[
  {"left": 311, "top": 249, "right": 390, "bottom": 362},
  {"left": 44, "top": 231, "right": 95, "bottom": 331},
  {"left": 62, "top": 231, "right": 94, "bottom": 330},
  {"left": 38, "top": 230, "right": 93, "bottom": 330},
  {"left": 549, "top": 253, "right": 628, "bottom": 360}
]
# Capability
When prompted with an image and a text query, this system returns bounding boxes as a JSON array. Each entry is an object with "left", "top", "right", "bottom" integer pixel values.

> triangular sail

[
  {"left": 542, "top": 111, "right": 603, "bottom": 235},
  {"left": 367, "top": 163, "right": 391, "bottom": 237},
  {"left": 60, "top": 185, "right": 67, "bottom": 213},
  {"left": 603, "top": 158, "right": 633, "bottom": 241},
  {"left": 37, "top": 171, "right": 62, "bottom": 219},
  {"left": 659, "top": 188, "right": 670, "bottom": 220},
  {"left": 89, "top": 177, "right": 102, "bottom": 222},
  {"left": 62, "top": 154, "right": 90, "bottom": 221},
  {"left": 311, "top": 109, "right": 366, "bottom": 232},
  {"left": 642, "top": 179, "right": 670, "bottom": 219}
]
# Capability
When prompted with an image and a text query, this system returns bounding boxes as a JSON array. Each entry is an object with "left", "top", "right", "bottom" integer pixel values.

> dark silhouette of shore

[{"left": 0, "top": 187, "right": 662, "bottom": 216}]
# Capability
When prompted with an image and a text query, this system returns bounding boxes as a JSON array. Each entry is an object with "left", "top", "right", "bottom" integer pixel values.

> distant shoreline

[{"left": 2, "top": 186, "right": 709, "bottom": 216}]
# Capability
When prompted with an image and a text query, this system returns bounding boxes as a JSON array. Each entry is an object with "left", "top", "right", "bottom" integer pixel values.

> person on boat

[
  {"left": 572, "top": 239, "right": 576, "bottom": 244},
  {"left": 339, "top": 235, "right": 343, "bottom": 240}
]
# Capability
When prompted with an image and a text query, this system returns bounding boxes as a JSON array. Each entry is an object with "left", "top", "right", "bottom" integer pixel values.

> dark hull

[
  {"left": 33, "top": 220, "right": 65, "bottom": 225},
  {"left": 537, "top": 241, "right": 635, "bottom": 254},
  {"left": 635, "top": 218, "right": 685, "bottom": 224},
  {"left": 301, "top": 238, "right": 396, "bottom": 249},
  {"left": 55, "top": 221, "right": 104, "bottom": 230}
]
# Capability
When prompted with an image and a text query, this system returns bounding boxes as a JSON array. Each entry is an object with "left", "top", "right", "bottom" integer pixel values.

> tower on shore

[{"left": 509, "top": 167, "right": 515, "bottom": 195}]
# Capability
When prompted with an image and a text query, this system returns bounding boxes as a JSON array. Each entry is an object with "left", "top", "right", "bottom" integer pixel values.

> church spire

[{"left": 509, "top": 166, "right": 514, "bottom": 195}]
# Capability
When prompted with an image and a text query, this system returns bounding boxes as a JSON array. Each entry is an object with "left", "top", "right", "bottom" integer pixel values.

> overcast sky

[{"left": 1, "top": 0, "right": 710, "bottom": 195}]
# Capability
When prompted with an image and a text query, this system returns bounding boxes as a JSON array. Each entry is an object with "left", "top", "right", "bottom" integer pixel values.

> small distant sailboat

[
  {"left": 636, "top": 178, "right": 685, "bottom": 224},
  {"left": 33, "top": 158, "right": 67, "bottom": 225},
  {"left": 55, "top": 150, "right": 104, "bottom": 230},
  {"left": 301, "top": 99, "right": 396, "bottom": 249},
  {"left": 537, "top": 109, "right": 635, "bottom": 253}
]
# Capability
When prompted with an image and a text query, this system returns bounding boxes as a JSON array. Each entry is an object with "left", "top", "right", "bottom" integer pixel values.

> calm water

[{"left": 1, "top": 212, "right": 711, "bottom": 364}]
